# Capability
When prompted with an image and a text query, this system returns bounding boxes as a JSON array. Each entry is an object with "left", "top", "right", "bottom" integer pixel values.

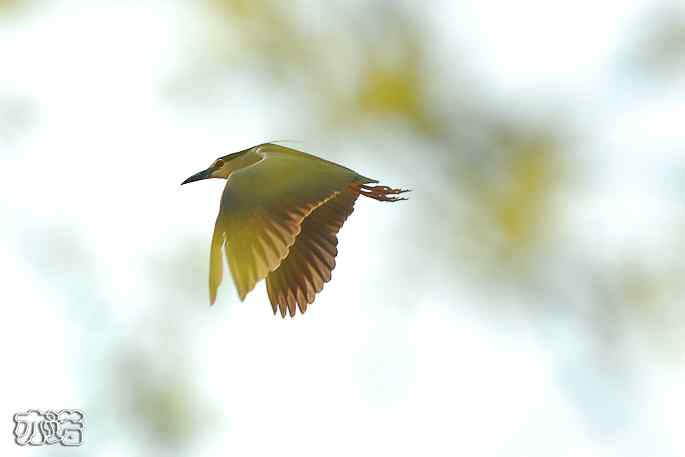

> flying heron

[{"left": 182, "top": 143, "right": 408, "bottom": 317}]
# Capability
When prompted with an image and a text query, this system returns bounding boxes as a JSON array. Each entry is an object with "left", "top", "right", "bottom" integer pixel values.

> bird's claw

[{"left": 359, "top": 185, "right": 411, "bottom": 202}]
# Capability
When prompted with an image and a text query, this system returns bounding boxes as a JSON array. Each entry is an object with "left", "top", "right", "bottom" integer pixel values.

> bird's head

[{"left": 181, "top": 150, "right": 253, "bottom": 185}]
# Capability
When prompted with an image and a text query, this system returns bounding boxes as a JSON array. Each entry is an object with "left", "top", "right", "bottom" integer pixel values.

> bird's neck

[{"left": 218, "top": 149, "right": 263, "bottom": 179}]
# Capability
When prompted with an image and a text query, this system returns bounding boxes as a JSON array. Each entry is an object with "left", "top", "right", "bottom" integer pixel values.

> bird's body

[{"left": 182, "top": 143, "right": 407, "bottom": 317}]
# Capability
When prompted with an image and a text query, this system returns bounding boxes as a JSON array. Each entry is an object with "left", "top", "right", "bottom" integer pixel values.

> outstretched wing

[
  {"left": 266, "top": 189, "right": 359, "bottom": 317},
  {"left": 209, "top": 145, "right": 372, "bottom": 304}
]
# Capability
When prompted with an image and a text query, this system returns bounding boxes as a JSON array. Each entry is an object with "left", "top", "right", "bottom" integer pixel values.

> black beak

[{"left": 181, "top": 168, "right": 212, "bottom": 185}]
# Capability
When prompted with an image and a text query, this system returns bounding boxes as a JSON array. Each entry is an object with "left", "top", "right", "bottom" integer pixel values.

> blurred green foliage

[
  {"left": 632, "top": 7, "right": 685, "bottom": 78},
  {"left": 191, "top": 0, "right": 684, "bottom": 357}
]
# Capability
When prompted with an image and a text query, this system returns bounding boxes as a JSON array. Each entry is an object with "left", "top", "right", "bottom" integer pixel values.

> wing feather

[
  {"left": 209, "top": 218, "right": 225, "bottom": 305},
  {"left": 266, "top": 189, "right": 359, "bottom": 316}
]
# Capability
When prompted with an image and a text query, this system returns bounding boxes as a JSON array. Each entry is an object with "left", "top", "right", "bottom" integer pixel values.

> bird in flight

[{"left": 182, "top": 143, "right": 408, "bottom": 317}]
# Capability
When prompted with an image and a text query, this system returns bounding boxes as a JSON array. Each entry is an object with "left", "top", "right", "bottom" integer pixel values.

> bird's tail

[{"left": 355, "top": 183, "right": 410, "bottom": 202}]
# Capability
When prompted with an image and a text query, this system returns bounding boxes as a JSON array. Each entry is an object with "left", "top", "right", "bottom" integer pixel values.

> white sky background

[{"left": 0, "top": 0, "right": 683, "bottom": 456}]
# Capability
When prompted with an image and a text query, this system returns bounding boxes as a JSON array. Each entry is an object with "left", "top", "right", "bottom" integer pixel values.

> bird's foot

[{"left": 359, "top": 184, "right": 410, "bottom": 202}]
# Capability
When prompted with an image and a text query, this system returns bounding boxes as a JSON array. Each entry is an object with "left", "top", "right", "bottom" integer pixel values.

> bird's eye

[{"left": 214, "top": 159, "right": 225, "bottom": 168}]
